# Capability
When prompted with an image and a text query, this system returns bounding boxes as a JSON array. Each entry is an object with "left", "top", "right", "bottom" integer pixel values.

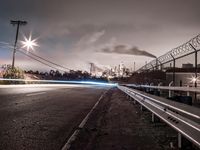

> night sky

[{"left": 0, "top": 0, "right": 200, "bottom": 72}]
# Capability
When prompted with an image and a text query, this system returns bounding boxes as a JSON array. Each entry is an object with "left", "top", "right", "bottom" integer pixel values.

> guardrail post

[
  {"left": 133, "top": 99, "right": 136, "bottom": 104},
  {"left": 152, "top": 113, "right": 155, "bottom": 122},
  {"left": 178, "top": 132, "right": 182, "bottom": 149},
  {"left": 140, "top": 97, "right": 145, "bottom": 110},
  {"left": 140, "top": 105, "right": 143, "bottom": 111}
]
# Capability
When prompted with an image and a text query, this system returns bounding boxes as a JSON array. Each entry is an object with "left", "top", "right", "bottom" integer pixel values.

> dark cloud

[{"left": 101, "top": 45, "right": 156, "bottom": 58}]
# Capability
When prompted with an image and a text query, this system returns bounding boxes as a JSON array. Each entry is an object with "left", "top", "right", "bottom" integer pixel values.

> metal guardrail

[
  {"left": 126, "top": 84, "right": 200, "bottom": 93},
  {"left": 118, "top": 85, "right": 200, "bottom": 148}
]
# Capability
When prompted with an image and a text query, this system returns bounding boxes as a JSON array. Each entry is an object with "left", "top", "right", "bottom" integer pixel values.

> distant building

[
  {"left": 182, "top": 63, "right": 193, "bottom": 68},
  {"left": 102, "top": 62, "right": 131, "bottom": 78}
]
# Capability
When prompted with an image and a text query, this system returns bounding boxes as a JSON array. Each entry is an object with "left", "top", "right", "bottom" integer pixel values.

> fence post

[
  {"left": 169, "top": 81, "right": 173, "bottom": 98},
  {"left": 187, "top": 85, "right": 190, "bottom": 96}
]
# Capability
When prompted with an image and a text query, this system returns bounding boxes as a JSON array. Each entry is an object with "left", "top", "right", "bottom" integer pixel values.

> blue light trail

[{"left": 0, "top": 78, "right": 117, "bottom": 86}]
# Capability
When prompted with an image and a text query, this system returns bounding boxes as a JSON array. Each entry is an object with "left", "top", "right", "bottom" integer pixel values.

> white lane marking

[
  {"left": 61, "top": 89, "right": 109, "bottom": 150},
  {"left": 26, "top": 92, "right": 46, "bottom": 97}
]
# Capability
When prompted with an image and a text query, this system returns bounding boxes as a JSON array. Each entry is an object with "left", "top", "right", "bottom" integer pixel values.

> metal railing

[
  {"left": 125, "top": 84, "right": 200, "bottom": 93},
  {"left": 118, "top": 85, "right": 200, "bottom": 148}
]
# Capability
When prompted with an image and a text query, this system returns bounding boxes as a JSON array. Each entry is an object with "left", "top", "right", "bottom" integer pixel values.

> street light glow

[
  {"left": 188, "top": 76, "right": 199, "bottom": 85},
  {"left": 191, "top": 77, "right": 197, "bottom": 83},
  {"left": 21, "top": 34, "right": 38, "bottom": 51}
]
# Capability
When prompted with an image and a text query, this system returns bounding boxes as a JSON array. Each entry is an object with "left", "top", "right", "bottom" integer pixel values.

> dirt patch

[{"left": 69, "top": 88, "right": 196, "bottom": 150}]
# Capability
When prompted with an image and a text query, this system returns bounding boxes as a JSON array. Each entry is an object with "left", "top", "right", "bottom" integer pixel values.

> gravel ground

[{"left": 69, "top": 88, "right": 198, "bottom": 150}]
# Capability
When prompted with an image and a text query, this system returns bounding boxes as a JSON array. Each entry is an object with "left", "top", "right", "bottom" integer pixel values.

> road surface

[{"left": 0, "top": 84, "right": 108, "bottom": 150}]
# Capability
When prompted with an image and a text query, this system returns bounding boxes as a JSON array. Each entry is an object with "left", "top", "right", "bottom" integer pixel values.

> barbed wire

[{"left": 139, "top": 34, "right": 200, "bottom": 71}]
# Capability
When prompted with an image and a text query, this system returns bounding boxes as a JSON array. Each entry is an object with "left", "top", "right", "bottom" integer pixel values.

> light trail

[{"left": 0, "top": 78, "right": 117, "bottom": 87}]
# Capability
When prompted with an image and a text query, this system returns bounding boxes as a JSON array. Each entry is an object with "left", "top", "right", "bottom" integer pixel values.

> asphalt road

[{"left": 0, "top": 84, "right": 108, "bottom": 150}]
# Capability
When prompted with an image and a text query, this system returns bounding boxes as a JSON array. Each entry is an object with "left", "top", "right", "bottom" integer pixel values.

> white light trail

[{"left": 0, "top": 78, "right": 117, "bottom": 87}]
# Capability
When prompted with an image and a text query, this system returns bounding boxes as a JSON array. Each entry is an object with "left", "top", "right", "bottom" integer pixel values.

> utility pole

[{"left": 10, "top": 20, "right": 27, "bottom": 69}]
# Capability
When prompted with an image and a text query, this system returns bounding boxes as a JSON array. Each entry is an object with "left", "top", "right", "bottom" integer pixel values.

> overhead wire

[{"left": 0, "top": 42, "right": 71, "bottom": 72}]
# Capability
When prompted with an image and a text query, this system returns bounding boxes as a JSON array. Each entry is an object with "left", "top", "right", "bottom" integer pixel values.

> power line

[
  {"left": 0, "top": 44, "right": 69, "bottom": 72},
  {"left": 0, "top": 42, "right": 71, "bottom": 72},
  {"left": 18, "top": 48, "right": 71, "bottom": 71},
  {"left": 17, "top": 50, "right": 68, "bottom": 72}
]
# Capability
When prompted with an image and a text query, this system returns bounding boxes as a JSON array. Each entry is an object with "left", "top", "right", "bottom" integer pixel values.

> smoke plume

[{"left": 101, "top": 45, "right": 156, "bottom": 58}]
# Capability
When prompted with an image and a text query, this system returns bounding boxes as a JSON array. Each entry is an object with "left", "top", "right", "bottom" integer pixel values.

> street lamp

[
  {"left": 189, "top": 76, "right": 199, "bottom": 87},
  {"left": 21, "top": 34, "right": 38, "bottom": 51},
  {"left": 191, "top": 77, "right": 197, "bottom": 83}
]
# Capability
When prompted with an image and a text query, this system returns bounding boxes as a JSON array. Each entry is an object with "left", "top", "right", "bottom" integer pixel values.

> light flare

[
  {"left": 188, "top": 76, "right": 199, "bottom": 84},
  {"left": 21, "top": 34, "right": 38, "bottom": 51}
]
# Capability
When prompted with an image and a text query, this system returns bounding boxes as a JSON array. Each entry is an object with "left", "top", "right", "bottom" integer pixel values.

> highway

[{"left": 0, "top": 84, "right": 108, "bottom": 150}]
